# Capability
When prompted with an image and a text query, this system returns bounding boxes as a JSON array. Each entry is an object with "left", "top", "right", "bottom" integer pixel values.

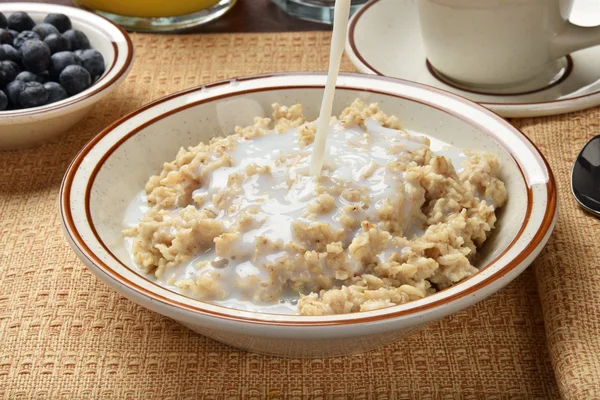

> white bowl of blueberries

[{"left": 0, "top": 3, "right": 133, "bottom": 150}]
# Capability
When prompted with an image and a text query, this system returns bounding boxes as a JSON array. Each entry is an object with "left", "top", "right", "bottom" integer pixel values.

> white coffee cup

[{"left": 418, "top": 0, "right": 600, "bottom": 89}]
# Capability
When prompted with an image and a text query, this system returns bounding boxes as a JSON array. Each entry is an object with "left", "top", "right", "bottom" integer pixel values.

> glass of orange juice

[{"left": 74, "top": 0, "right": 237, "bottom": 32}]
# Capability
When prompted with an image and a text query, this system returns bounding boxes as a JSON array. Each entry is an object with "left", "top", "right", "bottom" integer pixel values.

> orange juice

[{"left": 77, "top": 0, "right": 221, "bottom": 18}]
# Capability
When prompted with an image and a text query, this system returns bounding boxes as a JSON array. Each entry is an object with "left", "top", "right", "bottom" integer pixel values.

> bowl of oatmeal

[{"left": 60, "top": 73, "right": 556, "bottom": 357}]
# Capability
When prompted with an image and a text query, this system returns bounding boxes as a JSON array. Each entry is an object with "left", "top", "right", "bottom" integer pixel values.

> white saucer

[{"left": 346, "top": 0, "right": 600, "bottom": 118}]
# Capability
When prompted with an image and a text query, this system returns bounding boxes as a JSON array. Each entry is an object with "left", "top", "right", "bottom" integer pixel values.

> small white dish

[
  {"left": 60, "top": 73, "right": 557, "bottom": 358},
  {"left": 0, "top": 3, "right": 134, "bottom": 150},
  {"left": 346, "top": 0, "right": 600, "bottom": 118}
]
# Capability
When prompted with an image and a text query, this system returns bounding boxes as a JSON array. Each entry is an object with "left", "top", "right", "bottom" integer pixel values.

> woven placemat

[{"left": 0, "top": 31, "right": 596, "bottom": 399}]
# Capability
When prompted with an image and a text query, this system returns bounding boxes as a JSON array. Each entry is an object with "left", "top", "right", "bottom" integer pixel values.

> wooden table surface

[{"left": 0, "top": 0, "right": 333, "bottom": 32}]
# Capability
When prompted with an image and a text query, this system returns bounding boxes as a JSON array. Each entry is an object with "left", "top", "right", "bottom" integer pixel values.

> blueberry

[
  {"left": 32, "top": 23, "right": 60, "bottom": 40},
  {"left": 8, "top": 29, "right": 18, "bottom": 39},
  {"left": 63, "top": 29, "right": 90, "bottom": 50},
  {"left": 44, "top": 13, "right": 72, "bottom": 33},
  {"left": 0, "top": 13, "right": 6, "bottom": 30},
  {"left": 8, "top": 12, "right": 35, "bottom": 32},
  {"left": 5, "top": 80, "right": 24, "bottom": 105},
  {"left": 44, "top": 33, "right": 71, "bottom": 54},
  {"left": 78, "top": 49, "right": 105, "bottom": 79},
  {"left": 0, "top": 46, "right": 5, "bottom": 62},
  {"left": 0, "top": 89, "right": 7, "bottom": 110},
  {"left": 50, "top": 51, "right": 80, "bottom": 79},
  {"left": 15, "top": 71, "right": 43, "bottom": 83},
  {"left": 0, "top": 60, "right": 17, "bottom": 86},
  {"left": 1, "top": 44, "right": 21, "bottom": 63},
  {"left": 44, "top": 81, "right": 67, "bottom": 104},
  {"left": 17, "top": 82, "right": 49, "bottom": 108},
  {"left": 59, "top": 65, "right": 90, "bottom": 95},
  {"left": 13, "top": 30, "right": 40, "bottom": 49},
  {"left": 5, "top": 60, "right": 21, "bottom": 75},
  {"left": 21, "top": 39, "right": 51, "bottom": 74},
  {"left": 0, "top": 28, "right": 13, "bottom": 45}
]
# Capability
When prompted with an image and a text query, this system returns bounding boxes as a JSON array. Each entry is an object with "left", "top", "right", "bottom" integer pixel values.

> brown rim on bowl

[
  {"left": 348, "top": 0, "right": 595, "bottom": 107},
  {"left": 0, "top": 4, "right": 134, "bottom": 117},
  {"left": 425, "top": 57, "right": 574, "bottom": 97},
  {"left": 60, "top": 72, "right": 557, "bottom": 326}
]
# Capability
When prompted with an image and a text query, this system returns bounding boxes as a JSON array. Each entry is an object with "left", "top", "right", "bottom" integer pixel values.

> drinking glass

[
  {"left": 74, "top": 0, "right": 237, "bottom": 32},
  {"left": 271, "top": 0, "right": 368, "bottom": 24}
]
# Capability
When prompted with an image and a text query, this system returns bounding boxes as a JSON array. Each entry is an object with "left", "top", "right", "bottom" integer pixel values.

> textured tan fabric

[
  {"left": 513, "top": 115, "right": 600, "bottom": 399},
  {"left": 0, "top": 31, "right": 593, "bottom": 399}
]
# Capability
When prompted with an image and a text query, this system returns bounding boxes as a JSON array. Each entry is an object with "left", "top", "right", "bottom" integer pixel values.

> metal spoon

[{"left": 571, "top": 135, "right": 600, "bottom": 217}]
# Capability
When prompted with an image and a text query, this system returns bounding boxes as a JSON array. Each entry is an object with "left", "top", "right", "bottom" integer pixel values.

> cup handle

[{"left": 551, "top": 21, "right": 600, "bottom": 58}]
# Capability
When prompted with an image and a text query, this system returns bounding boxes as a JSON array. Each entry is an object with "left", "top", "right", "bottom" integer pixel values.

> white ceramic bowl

[
  {"left": 60, "top": 73, "right": 557, "bottom": 358},
  {"left": 0, "top": 3, "right": 134, "bottom": 150}
]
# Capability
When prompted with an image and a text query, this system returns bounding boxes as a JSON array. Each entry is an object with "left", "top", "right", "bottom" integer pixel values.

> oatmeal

[{"left": 123, "top": 99, "right": 507, "bottom": 315}]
